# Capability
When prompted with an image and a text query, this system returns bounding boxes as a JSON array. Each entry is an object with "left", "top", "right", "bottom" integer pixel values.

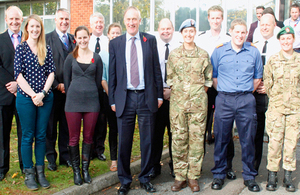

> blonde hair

[
  {"left": 230, "top": 18, "right": 247, "bottom": 30},
  {"left": 22, "top": 15, "right": 46, "bottom": 66},
  {"left": 208, "top": 5, "right": 224, "bottom": 18}
]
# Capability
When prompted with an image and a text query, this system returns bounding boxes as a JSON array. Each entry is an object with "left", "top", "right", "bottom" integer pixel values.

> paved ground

[{"left": 96, "top": 139, "right": 300, "bottom": 195}]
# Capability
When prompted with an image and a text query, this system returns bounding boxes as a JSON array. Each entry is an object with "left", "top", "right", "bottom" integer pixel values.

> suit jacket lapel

[
  {"left": 4, "top": 30, "right": 15, "bottom": 53},
  {"left": 52, "top": 31, "right": 65, "bottom": 58},
  {"left": 140, "top": 32, "right": 147, "bottom": 69},
  {"left": 68, "top": 33, "right": 76, "bottom": 50},
  {"left": 120, "top": 35, "right": 126, "bottom": 69}
]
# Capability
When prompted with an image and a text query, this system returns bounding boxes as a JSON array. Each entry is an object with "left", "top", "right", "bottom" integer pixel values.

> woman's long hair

[
  {"left": 22, "top": 14, "right": 46, "bottom": 66},
  {"left": 72, "top": 26, "right": 90, "bottom": 59}
]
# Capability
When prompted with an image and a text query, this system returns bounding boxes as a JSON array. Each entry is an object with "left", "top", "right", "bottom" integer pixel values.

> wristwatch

[{"left": 42, "top": 90, "right": 47, "bottom": 97}]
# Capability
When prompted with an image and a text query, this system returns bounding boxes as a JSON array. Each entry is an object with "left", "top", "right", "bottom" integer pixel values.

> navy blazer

[
  {"left": 46, "top": 30, "right": 76, "bottom": 88},
  {"left": 108, "top": 32, "right": 163, "bottom": 117},
  {"left": 0, "top": 30, "right": 19, "bottom": 105}
]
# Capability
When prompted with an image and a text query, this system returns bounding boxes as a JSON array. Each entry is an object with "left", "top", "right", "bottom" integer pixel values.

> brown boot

[
  {"left": 171, "top": 180, "right": 187, "bottom": 192},
  {"left": 188, "top": 179, "right": 200, "bottom": 192}
]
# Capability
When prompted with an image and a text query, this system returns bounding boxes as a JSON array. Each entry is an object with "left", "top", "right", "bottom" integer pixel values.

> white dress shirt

[
  {"left": 157, "top": 38, "right": 180, "bottom": 88},
  {"left": 254, "top": 35, "right": 281, "bottom": 64},
  {"left": 125, "top": 32, "right": 144, "bottom": 90},
  {"left": 196, "top": 29, "right": 231, "bottom": 57},
  {"left": 284, "top": 17, "right": 300, "bottom": 48},
  {"left": 88, "top": 33, "right": 109, "bottom": 53}
]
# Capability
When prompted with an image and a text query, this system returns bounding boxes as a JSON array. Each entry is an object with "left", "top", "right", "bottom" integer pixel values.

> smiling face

[
  {"left": 260, "top": 14, "right": 276, "bottom": 40},
  {"left": 5, "top": 7, "right": 23, "bottom": 34},
  {"left": 181, "top": 27, "right": 196, "bottom": 44},
  {"left": 279, "top": 34, "right": 295, "bottom": 52},
  {"left": 55, "top": 10, "right": 70, "bottom": 34},
  {"left": 230, "top": 24, "right": 247, "bottom": 49},
  {"left": 158, "top": 19, "right": 174, "bottom": 43},
  {"left": 290, "top": 7, "right": 300, "bottom": 21},
  {"left": 124, "top": 8, "right": 141, "bottom": 36},
  {"left": 208, "top": 10, "right": 223, "bottom": 31},
  {"left": 75, "top": 29, "right": 90, "bottom": 50},
  {"left": 27, "top": 18, "right": 41, "bottom": 41},
  {"left": 90, "top": 16, "right": 105, "bottom": 37},
  {"left": 108, "top": 27, "right": 121, "bottom": 40}
]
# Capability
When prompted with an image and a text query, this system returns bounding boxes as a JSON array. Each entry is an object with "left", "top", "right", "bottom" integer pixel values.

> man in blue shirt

[{"left": 210, "top": 19, "right": 263, "bottom": 192}]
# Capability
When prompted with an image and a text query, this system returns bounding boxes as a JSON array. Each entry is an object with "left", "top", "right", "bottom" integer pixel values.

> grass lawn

[{"left": 1, "top": 117, "right": 169, "bottom": 194}]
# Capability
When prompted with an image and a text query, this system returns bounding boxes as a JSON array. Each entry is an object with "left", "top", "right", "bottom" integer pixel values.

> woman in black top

[{"left": 64, "top": 26, "right": 103, "bottom": 185}]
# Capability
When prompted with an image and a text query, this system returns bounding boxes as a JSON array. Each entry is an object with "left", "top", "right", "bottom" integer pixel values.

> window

[{"left": 0, "top": 6, "right": 5, "bottom": 33}]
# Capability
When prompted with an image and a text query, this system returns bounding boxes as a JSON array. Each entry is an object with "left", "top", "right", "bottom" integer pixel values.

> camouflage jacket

[
  {"left": 167, "top": 44, "right": 212, "bottom": 112},
  {"left": 264, "top": 50, "right": 300, "bottom": 114}
]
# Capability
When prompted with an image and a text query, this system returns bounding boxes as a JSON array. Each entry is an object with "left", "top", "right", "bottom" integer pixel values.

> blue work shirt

[{"left": 211, "top": 41, "right": 263, "bottom": 92}]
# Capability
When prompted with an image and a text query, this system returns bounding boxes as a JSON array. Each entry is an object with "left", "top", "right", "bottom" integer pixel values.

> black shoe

[
  {"left": 140, "top": 182, "right": 156, "bottom": 193},
  {"left": 118, "top": 183, "right": 131, "bottom": 195},
  {"left": 266, "top": 171, "right": 277, "bottom": 191},
  {"left": 0, "top": 172, "right": 5, "bottom": 181},
  {"left": 97, "top": 153, "right": 106, "bottom": 161},
  {"left": 47, "top": 162, "right": 57, "bottom": 171},
  {"left": 283, "top": 170, "right": 295, "bottom": 192},
  {"left": 35, "top": 165, "right": 50, "bottom": 189},
  {"left": 226, "top": 169, "right": 236, "bottom": 180},
  {"left": 24, "top": 168, "right": 38, "bottom": 190},
  {"left": 149, "top": 170, "right": 161, "bottom": 179},
  {"left": 244, "top": 179, "right": 260, "bottom": 192},
  {"left": 211, "top": 178, "right": 224, "bottom": 190},
  {"left": 170, "top": 170, "right": 175, "bottom": 178}
]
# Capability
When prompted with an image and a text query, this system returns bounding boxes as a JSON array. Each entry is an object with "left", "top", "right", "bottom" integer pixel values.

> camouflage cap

[
  {"left": 179, "top": 19, "right": 196, "bottom": 32},
  {"left": 277, "top": 26, "right": 295, "bottom": 39}
]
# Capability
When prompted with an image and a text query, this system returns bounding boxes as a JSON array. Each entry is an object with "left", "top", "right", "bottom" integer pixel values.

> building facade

[{"left": 0, "top": 0, "right": 296, "bottom": 37}]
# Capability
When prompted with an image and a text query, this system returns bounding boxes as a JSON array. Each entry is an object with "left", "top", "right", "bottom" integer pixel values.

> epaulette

[
  {"left": 250, "top": 43, "right": 257, "bottom": 48},
  {"left": 198, "top": 31, "right": 206, "bottom": 36},
  {"left": 226, "top": 32, "right": 231, "bottom": 37},
  {"left": 216, "top": 43, "right": 224, "bottom": 48}
]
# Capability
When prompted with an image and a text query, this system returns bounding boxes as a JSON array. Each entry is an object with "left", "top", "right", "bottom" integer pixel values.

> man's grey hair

[{"left": 90, "top": 12, "right": 105, "bottom": 24}]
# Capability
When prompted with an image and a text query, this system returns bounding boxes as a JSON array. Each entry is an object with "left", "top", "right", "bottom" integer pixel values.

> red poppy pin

[
  {"left": 91, "top": 58, "right": 95, "bottom": 63},
  {"left": 143, "top": 36, "right": 147, "bottom": 42},
  {"left": 73, "top": 39, "right": 76, "bottom": 44}
]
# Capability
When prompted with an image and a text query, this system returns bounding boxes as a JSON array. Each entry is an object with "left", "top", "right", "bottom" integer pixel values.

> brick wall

[{"left": 70, "top": 0, "right": 93, "bottom": 34}]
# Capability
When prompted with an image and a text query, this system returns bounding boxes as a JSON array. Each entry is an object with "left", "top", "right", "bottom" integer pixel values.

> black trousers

[
  {"left": 117, "top": 90, "right": 155, "bottom": 185},
  {"left": 92, "top": 91, "right": 107, "bottom": 156},
  {"left": 103, "top": 93, "right": 118, "bottom": 160},
  {"left": 151, "top": 99, "right": 172, "bottom": 173},
  {"left": 204, "top": 87, "right": 235, "bottom": 170},
  {"left": 0, "top": 100, "right": 23, "bottom": 174},
  {"left": 46, "top": 90, "right": 70, "bottom": 164},
  {"left": 254, "top": 92, "right": 268, "bottom": 172}
]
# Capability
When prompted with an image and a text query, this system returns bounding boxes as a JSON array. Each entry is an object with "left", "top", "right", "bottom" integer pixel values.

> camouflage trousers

[
  {"left": 266, "top": 110, "right": 300, "bottom": 172},
  {"left": 170, "top": 111, "right": 206, "bottom": 181}
]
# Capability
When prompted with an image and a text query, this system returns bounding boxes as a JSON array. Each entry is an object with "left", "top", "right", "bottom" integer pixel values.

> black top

[
  {"left": 64, "top": 53, "right": 103, "bottom": 112},
  {"left": 77, "top": 61, "right": 90, "bottom": 72}
]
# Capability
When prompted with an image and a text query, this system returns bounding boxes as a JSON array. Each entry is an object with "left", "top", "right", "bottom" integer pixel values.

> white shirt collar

[
  {"left": 56, "top": 28, "right": 68, "bottom": 38},
  {"left": 126, "top": 32, "right": 140, "bottom": 42}
]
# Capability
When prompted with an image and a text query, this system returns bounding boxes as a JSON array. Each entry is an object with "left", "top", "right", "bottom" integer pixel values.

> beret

[
  {"left": 277, "top": 26, "right": 294, "bottom": 39},
  {"left": 179, "top": 19, "right": 196, "bottom": 32}
]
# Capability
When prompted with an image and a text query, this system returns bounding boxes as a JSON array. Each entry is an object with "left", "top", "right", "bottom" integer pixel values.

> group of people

[{"left": 0, "top": 3, "right": 299, "bottom": 195}]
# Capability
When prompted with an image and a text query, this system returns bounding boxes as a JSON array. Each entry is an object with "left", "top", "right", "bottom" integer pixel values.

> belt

[
  {"left": 219, "top": 91, "right": 252, "bottom": 95},
  {"left": 127, "top": 89, "right": 145, "bottom": 93}
]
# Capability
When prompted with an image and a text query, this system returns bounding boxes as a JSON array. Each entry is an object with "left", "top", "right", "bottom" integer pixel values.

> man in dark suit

[
  {"left": 0, "top": 6, "right": 23, "bottom": 181},
  {"left": 109, "top": 6, "right": 163, "bottom": 195},
  {"left": 45, "top": 8, "right": 76, "bottom": 171},
  {"left": 246, "top": 6, "right": 265, "bottom": 43}
]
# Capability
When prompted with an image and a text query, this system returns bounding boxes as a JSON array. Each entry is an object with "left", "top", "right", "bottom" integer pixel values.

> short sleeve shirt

[
  {"left": 211, "top": 41, "right": 263, "bottom": 92},
  {"left": 14, "top": 41, "right": 56, "bottom": 97}
]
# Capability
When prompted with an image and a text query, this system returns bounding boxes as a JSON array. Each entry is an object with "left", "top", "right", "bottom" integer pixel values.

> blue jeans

[{"left": 16, "top": 92, "right": 53, "bottom": 169}]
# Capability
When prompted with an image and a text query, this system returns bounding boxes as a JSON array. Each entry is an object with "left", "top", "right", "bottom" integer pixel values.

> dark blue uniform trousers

[
  {"left": 117, "top": 90, "right": 155, "bottom": 185},
  {"left": 211, "top": 92, "right": 258, "bottom": 180}
]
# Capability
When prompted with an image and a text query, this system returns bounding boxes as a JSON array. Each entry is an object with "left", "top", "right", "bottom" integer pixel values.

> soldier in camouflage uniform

[
  {"left": 167, "top": 19, "right": 213, "bottom": 192},
  {"left": 264, "top": 26, "right": 300, "bottom": 192}
]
